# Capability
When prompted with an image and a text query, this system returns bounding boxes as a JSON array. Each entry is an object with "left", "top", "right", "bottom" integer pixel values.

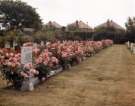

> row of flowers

[{"left": 0, "top": 39, "right": 113, "bottom": 90}]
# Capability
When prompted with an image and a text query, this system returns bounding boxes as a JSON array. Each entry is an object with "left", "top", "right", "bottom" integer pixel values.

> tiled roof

[
  {"left": 95, "top": 20, "right": 125, "bottom": 30},
  {"left": 45, "top": 21, "right": 62, "bottom": 29},
  {"left": 68, "top": 20, "right": 93, "bottom": 29}
]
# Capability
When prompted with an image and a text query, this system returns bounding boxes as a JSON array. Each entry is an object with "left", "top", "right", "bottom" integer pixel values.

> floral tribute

[{"left": 0, "top": 40, "right": 113, "bottom": 90}]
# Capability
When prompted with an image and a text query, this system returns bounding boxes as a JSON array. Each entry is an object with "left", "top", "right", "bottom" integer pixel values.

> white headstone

[
  {"left": 5, "top": 42, "right": 10, "bottom": 48},
  {"left": 127, "top": 41, "right": 130, "bottom": 48},
  {"left": 21, "top": 46, "right": 32, "bottom": 64},
  {"left": 133, "top": 45, "right": 135, "bottom": 54},
  {"left": 41, "top": 41, "right": 44, "bottom": 46},
  {"left": 130, "top": 43, "right": 133, "bottom": 51},
  {"left": 13, "top": 41, "right": 17, "bottom": 47}
]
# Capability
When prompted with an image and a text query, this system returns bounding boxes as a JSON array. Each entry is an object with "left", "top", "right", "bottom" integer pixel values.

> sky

[{"left": 22, "top": 0, "right": 135, "bottom": 28}]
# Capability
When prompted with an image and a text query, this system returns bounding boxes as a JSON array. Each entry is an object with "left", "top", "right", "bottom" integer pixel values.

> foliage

[
  {"left": 0, "top": 0, "right": 42, "bottom": 29},
  {"left": 33, "top": 30, "right": 57, "bottom": 42},
  {"left": 94, "top": 26, "right": 126, "bottom": 43},
  {"left": 0, "top": 36, "right": 5, "bottom": 47},
  {"left": 125, "top": 17, "right": 135, "bottom": 42}
]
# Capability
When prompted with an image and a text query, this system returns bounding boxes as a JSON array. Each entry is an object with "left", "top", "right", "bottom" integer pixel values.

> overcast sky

[{"left": 22, "top": 0, "right": 135, "bottom": 27}]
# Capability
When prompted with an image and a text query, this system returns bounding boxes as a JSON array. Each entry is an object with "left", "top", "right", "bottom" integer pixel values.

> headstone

[
  {"left": 133, "top": 45, "right": 135, "bottom": 54},
  {"left": 21, "top": 77, "right": 40, "bottom": 91},
  {"left": 13, "top": 41, "right": 17, "bottom": 47},
  {"left": 127, "top": 41, "right": 130, "bottom": 48},
  {"left": 55, "top": 67, "right": 63, "bottom": 74},
  {"left": 5, "top": 42, "right": 10, "bottom": 48},
  {"left": 41, "top": 41, "right": 44, "bottom": 46},
  {"left": 130, "top": 43, "right": 133, "bottom": 52},
  {"left": 47, "top": 70, "right": 56, "bottom": 77},
  {"left": 21, "top": 46, "right": 32, "bottom": 64}
]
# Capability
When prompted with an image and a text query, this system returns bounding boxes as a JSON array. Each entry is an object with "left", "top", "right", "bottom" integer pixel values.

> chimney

[
  {"left": 107, "top": 19, "right": 110, "bottom": 27},
  {"left": 48, "top": 21, "right": 52, "bottom": 27},
  {"left": 76, "top": 20, "right": 79, "bottom": 28}
]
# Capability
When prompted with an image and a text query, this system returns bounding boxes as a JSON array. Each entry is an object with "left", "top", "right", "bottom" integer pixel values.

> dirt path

[{"left": 1, "top": 45, "right": 135, "bottom": 106}]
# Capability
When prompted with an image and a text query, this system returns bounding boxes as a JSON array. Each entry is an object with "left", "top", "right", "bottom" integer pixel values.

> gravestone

[
  {"left": 5, "top": 42, "right": 10, "bottom": 48},
  {"left": 21, "top": 46, "right": 32, "bottom": 65}
]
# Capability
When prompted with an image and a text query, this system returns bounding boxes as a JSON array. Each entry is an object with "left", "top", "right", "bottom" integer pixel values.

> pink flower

[
  {"left": 51, "top": 57, "right": 59, "bottom": 64},
  {"left": 24, "top": 63, "right": 33, "bottom": 69},
  {"left": 43, "top": 61, "right": 48, "bottom": 65},
  {"left": 11, "top": 62, "right": 16, "bottom": 68},
  {"left": 62, "top": 52, "right": 68, "bottom": 58},
  {"left": 33, "top": 48, "right": 40, "bottom": 54},
  {"left": 35, "top": 57, "right": 43, "bottom": 64},
  {"left": 20, "top": 71, "right": 29, "bottom": 78},
  {"left": 30, "top": 69, "right": 39, "bottom": 75},
  {"left": 7, "top": 61, "right": 12, "bottom": 66},
  {"left": 10, "top": 53, "right": 14, "bottom": 57}
]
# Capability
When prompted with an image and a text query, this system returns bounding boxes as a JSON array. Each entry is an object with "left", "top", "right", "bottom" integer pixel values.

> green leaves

[
  {"left": 0, "top": 0, "right": 42, "bottom": 29},
  {"left": 125, "top": 17, "right": 135, "bottom": 42}
]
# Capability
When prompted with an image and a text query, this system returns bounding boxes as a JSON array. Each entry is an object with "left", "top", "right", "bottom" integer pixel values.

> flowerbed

[{"left": 0, "top": 39, "right": 113, "bottom": 91}]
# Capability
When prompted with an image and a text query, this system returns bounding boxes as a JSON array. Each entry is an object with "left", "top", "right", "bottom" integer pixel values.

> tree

[
  {"left": 94, "top": 24, "right": 126, "bottom": 43},
  {"left": 0, "top": 0, "right": 42, "bottom": 30},
  {"left": 125, "top": 17, "right": 135, "bottom": 42}
]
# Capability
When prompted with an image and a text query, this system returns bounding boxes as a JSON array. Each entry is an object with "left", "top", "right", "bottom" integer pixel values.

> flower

[
  {"left": 0, "top": 39, "right": 113, "bottom": 86},
  {"left": 51, "top": 56, "right": 59, "bottom": 64},
  {"left": 24, "top": 63, "right": 33, "bottom": 70}
]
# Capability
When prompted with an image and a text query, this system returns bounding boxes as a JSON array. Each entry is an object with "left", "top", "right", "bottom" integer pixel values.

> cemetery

[{"left": 0, "top": 0, "right": 135, "bottom": 106}]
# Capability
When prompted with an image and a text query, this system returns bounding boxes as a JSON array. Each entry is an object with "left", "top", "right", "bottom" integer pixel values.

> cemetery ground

[{"left": 1, "top": 45, "right": 135, "bottom": 106}]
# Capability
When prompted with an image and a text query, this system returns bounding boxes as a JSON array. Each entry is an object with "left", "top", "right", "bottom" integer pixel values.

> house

[
  {"left": 95, "top": 19, "right": 125, "bottom": 31},
  {"left": 94, "top": 19, "right": 126, "bottom": 43},
  {"left": 44, "top": 21, "right": 62, "bottom": 30},
  {"left": 67, "top": 20, "right": 93, "bottom": 32}
]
